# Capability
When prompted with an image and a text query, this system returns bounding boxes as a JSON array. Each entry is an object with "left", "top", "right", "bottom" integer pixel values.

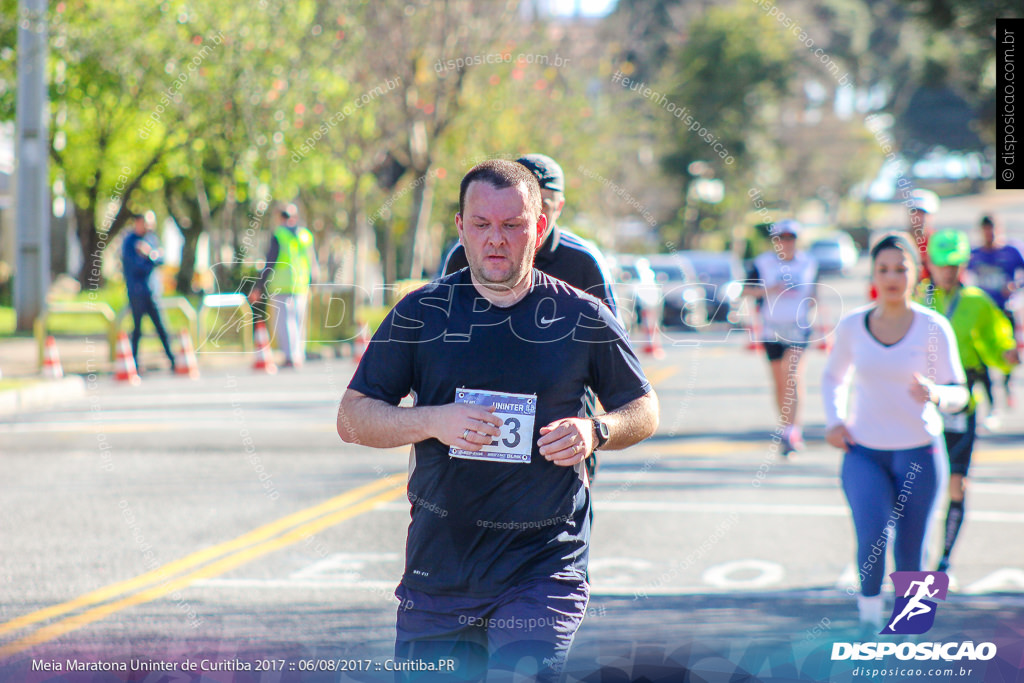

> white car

[
  {"left": 645, "top": 254, "right": 708, "bottom": 330},
  {"left": 809, "top": 233, "right": 859, "bottom": 276}
]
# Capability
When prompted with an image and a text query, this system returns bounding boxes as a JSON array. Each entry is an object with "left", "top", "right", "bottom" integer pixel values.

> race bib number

[
  {"left": 449, "top": 389, "right": 537, "bottom": 464},
  {"left": 976, "top": 266, "right": 1006, "bottom": 292},
  {"left": 943, "top": 411, "right": 969, "bottom": 434}
]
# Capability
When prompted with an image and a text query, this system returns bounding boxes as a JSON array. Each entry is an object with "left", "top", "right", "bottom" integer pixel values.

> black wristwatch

[{"left": 591, "top": 418, "right": 610, "bottom": 451}]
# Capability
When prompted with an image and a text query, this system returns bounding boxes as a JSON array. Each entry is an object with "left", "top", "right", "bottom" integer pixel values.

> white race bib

[{"left": 449, "top": 389, "right": 537, "bottom": 464}]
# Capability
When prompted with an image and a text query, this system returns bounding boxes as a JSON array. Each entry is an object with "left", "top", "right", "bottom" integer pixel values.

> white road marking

[
  {"left": 375, "top": 500, "right": 1024, "bottom": 523},
  {"left": 702, "top": 560, "right": 785, "bottom": 589},
  {"left": 192, "top": 578, "right": 398, "bottom": 591},
  {"left": 963, "top": 568, "right": 1024, "bottom": 594},
  {"left": 290, "top": 552, "right": 401, "bottom": 580},
  {"left": 592, "top": 500, "right": 1024, "bottom": 523},
  {"left": 588, "top": 558, "right": 655, "bottom": 586}
]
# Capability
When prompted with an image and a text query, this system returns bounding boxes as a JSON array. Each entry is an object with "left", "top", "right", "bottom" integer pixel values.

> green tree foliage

[{"left": 658, "top": 2, "right": 794, "bottom": 246}]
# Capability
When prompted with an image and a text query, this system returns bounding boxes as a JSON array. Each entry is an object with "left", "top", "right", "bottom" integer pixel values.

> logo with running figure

[{"left": 882, "top": 571, "right": 949, "bottom": 635}]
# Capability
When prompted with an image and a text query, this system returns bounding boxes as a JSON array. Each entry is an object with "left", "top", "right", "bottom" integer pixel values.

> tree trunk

[
  {"left": 76, "top": 206, "right": 104, "bottom": 291},
  {"left": 405, "top": 169, "right": 436, "bottom": 279},
  {"left": 382, "top": 224, "right": 396, "bottom": 301},
  {"left": 165, "top": 185, "right": 207, "bottom": 295},
  {"left": 51, "top": 208, "right": 69, "bottom": 278},
  {"left": 348, "top": 187, "right": 366, "bottom": 299},
  {"left": 175, "top": 225, "right": 203, "bottom": 294}
]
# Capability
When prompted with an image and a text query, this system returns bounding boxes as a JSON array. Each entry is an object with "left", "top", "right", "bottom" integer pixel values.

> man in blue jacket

[{"left": 122, "top": 212, "right": 176, "bottom": 372}]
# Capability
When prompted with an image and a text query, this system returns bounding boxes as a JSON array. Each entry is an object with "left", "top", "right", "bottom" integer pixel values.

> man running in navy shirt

[
  {"left": 442, "top": 154, "right": 620, "bottom": 481},
  {"left": 339, "top": 160, "right": 659, "bottom": 681}
]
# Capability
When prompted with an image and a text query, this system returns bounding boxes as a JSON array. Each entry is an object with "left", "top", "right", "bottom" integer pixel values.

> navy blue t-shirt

[
  {"left": 347, "top": 269, "right": 651, "bottom": 598},
  {"left": 122, "top": 232, "right": 163, "bottom": 297}
]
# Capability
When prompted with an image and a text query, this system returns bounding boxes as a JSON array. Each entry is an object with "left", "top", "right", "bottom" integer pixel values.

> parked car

[
  {"left": 676, "top": 250, "right": 745, "bottom": 324},
  {"left": 645, "top": 254, "right": 708, "bottom": 329},
  {"left": 809, "top": 232, "right": 859, "bottom": 276},
  {"left": 608, "top": 254, "right": 662, "bottom": 332}
]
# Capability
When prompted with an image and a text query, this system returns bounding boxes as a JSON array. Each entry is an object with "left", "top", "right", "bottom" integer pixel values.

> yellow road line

[
  {"left": 645, "top": 366, "right": 679, "bottom": 386},
  {"left": 1, "top": 367, "right": 679, "bottom": 654},
  {"left": 0, "top": 473, "right": 405, "bottom": 640},
  {"left": 975, "top": 449, "right": 1024, "bottom": 463},
  {"left": 0, "top": 484, "right": 407, "bottom": 658}
]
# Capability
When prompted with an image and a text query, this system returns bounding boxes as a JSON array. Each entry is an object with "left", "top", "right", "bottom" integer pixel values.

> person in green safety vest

[
  {"left": 919, "top": 230, "right": 1019, "bottom": 580},
  {"left": 250, "top": 203, "right": 318, "bottom": 367}
]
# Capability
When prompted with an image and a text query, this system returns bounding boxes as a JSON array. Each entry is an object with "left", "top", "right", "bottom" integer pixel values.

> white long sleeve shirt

[{"left": 822, "top": 303, "right": 968, "bottom": 450}]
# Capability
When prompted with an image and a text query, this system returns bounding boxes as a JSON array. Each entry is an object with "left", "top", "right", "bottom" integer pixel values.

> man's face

[
  {"left": 132, "top": 218, "right": 147, "bottom": 235},
  {"left": 981, "top": 223, "right": 996, "bottom": 248},
  {"left": 456, "top": 181, "right": 544, "bottom": 291},
  {"left": 777, "top": 233, "right": 797, "bottom": 259},
  {"left": 930, "top": 263, "right": 961, "bottom": 290},
  {"left": 910, "top": 209, "right": 933, "bottom": 235},
  {"left": 539, "top": 189, "right": 564, "bottom": 242}
]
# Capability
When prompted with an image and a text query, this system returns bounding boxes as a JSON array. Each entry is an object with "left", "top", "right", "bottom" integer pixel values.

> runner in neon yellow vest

[
  {"left": 269, "top": 225, "right": 314, "bottom": 296},
  {"left": 251, "top": 203, "right": 318, "bottom": 367},
  {"left": 919, "top": 230, "right": 1019, "bottom": 580}
]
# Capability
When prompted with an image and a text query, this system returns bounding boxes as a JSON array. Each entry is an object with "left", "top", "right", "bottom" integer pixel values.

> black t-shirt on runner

[{"left": 347, "top": 269, "right": 651, "bottom": 598}]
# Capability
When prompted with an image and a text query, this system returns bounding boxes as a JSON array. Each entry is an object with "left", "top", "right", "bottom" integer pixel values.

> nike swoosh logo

[{"left": 540, "top": 316, "right": 565, "bottom": 325}]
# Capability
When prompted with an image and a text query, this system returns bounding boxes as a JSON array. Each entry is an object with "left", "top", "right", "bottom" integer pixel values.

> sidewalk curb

[{"left": 0, "top": 376, "right": 87, "bottom": 416}]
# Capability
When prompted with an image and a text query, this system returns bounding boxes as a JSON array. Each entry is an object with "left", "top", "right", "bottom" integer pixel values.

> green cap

[{"left": 927, "top": 230, "right": 970, "bottom": 267}]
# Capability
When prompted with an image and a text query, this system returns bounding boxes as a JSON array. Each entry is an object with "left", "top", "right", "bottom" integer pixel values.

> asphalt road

[{"left": 2, "top": 258, "right": 1024, "bottom": 681}]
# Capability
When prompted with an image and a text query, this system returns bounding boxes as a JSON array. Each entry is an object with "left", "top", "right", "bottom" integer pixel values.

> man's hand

[
  {"left": 538, "top": 418, "right": 593, "bottom": 467},
  {"left": 1007, "top": 348, "right": 1021, "bottom": 366},
  {"left": 247, "top": 288, "right": 262, "bottom": 304},
  {"left": 431, "top": 404, "right": 502, "bottom": 451},
  {"left": 135, "top": 241, "right": 152, "bottom": 256}
]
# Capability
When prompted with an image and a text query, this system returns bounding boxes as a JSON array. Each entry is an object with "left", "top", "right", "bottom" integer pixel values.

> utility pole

[{"left": 14, "top": 0, "right": 50, "bottom": 332}]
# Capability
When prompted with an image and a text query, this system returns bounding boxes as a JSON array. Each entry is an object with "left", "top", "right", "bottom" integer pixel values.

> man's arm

[
  {"left": 338, "top": 389, "right": 501, "bottom": 449},
  {"left": 538, "top": 391, "right": 659, "bottom": 466}
]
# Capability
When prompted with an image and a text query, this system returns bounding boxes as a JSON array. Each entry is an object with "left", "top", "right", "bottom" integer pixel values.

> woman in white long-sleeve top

[{"left": 822, "top": 233, "right": 968, "bottom": 633}]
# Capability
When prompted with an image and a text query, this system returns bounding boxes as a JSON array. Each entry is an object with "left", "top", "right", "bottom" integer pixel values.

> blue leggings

[{"left": 841, "top": 442, "right": 943, "bottom": 597}]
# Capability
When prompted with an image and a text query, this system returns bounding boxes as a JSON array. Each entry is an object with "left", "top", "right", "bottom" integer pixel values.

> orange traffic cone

[
  {"left": 640, "top": 308, "right": 665, "bottom": 359},
  {"left": 253, "top": 321, "right": 277, "bottom": 374},
  {"left": 42, "top": 336, "right": 64, "bottom": 379},
  {"left": 114, "top": 332, "right": 142, "bottom": 385},
  {"left": 353, "top": 325, "right": 370, "bottom": 364},
  {"left": 176, "top": 329, "right": 200, "bottom": 379}
]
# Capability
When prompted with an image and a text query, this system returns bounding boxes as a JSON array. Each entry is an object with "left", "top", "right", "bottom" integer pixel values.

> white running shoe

[{"left": 982, "top": 412, "right": 1002, "bottom": 432}]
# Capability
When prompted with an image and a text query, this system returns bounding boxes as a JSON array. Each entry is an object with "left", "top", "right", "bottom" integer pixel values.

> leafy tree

[
  {"left": 659, "top": 1, "right": 794, "bottom": 246},
  {"left": 39, "top": 1, "right": 190, "bottom": 289}
]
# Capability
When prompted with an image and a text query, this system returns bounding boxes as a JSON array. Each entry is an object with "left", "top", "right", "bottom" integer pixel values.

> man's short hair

[{"left": 459, "top": 159, "right": 542, "bottom": 222}]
